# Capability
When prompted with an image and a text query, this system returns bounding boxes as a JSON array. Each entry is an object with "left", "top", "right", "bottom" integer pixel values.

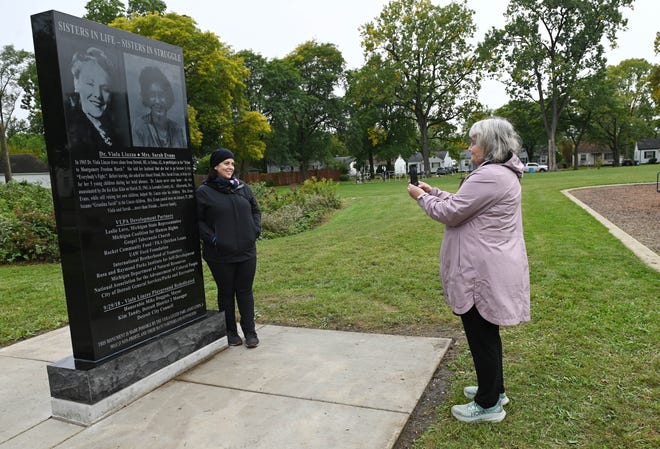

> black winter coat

[{"left": 196, "top": 179, "right": 261, "bottom": 263}]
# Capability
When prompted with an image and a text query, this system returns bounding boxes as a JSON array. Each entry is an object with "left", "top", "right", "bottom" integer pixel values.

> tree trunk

[
  {"left": 368, "top": 152, "right": 375, "bottom": 176},
  {"left": 612, "top": 133, "right": 620, "bottom": 166},
  {"left": 418, "top": 117, "right": 430, "bottom": 177},
  {"left": 0, "top": 123, "right": 12, "bottom": 183},
  {"left": 547, "top": 113, "right": 557, "bottom": 171}
]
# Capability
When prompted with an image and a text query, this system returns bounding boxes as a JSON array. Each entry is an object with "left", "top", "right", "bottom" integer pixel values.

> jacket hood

[{"left": 503, "top": 153, "right": 525, "bottom": 179}]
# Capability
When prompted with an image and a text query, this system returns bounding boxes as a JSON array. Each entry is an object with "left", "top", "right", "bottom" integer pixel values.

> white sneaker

[
  {"left": 463, "top": 386, "right": 510, "bottom": 406},
  {"left": 451, "top": 401, "right": 506, "bottom": 423}
]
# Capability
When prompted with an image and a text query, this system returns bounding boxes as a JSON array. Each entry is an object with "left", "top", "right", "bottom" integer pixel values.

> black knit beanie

[{"left": 210, "top": 148, "right": 235, "bottom": 168}]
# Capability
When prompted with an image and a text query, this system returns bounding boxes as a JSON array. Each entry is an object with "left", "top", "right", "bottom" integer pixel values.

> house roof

[
  {"left": 637, "top": 138, "right": 660, "bottom": 150},
  {"left": 576, "top": 143, "right": 609, "bottom": 154},
  {"left": 408, "top": 153, "right": 423, "bottom": 162},
  {"left": 2, "top": 154, "right": 49, "bottom": 174},
  {"left": 407, "top": 151, "right": 451, "bottom": 162}
]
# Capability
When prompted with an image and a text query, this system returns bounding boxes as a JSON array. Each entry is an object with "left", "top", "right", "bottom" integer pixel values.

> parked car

[
  {"left": 436, "top": 166, "right": 458, "bottom": 175},
  {"left": 524, "top": 162, "right": 548, "bottom": 172}
]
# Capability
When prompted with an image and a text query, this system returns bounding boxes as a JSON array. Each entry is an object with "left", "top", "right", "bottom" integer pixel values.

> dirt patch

[
  {"left": 569, "top": 183, "right": 659, "bottom": 254},
  {"left": 392, "top": 342, "right": 459, "bottom": 449}
]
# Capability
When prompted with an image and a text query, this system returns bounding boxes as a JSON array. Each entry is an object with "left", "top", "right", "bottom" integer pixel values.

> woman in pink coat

[{"left": 407, "top": 117, "right": 530, "bottom": 423}]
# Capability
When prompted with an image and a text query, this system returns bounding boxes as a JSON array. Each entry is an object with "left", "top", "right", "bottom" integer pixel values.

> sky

[{"left": 2, "top": 0, "right": 658, "bottom": 111}]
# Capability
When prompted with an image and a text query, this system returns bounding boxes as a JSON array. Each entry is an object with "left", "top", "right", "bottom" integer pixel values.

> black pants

[
  {"left": 460, "top": 306, "right": 504, "bottom": 408},
  {"left": 207, "top": 257, "right": 257, "bottom": 335}
]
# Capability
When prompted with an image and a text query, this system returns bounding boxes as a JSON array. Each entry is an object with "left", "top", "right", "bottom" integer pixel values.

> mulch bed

[{"left": 569, "top": 183, "right": 659, "bottom": 255}]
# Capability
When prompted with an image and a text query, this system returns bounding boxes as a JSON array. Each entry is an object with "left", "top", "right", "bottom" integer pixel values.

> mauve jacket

[{"left": 417, "top": 155, "right": 530, "bottom": 326}]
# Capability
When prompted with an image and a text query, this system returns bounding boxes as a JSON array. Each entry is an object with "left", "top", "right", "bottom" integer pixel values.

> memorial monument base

[{"left": 47, "top": 311, "right": 226, "bottom": 426}]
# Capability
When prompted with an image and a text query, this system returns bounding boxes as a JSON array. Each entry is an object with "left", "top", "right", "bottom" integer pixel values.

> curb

[{"left": 562, "top": 184, "right": 659, "bottom": 273}]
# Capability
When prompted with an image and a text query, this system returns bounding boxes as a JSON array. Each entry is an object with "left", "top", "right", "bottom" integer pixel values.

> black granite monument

[{"left": 31, "top": 10, "right": 225, "bottom": 424}]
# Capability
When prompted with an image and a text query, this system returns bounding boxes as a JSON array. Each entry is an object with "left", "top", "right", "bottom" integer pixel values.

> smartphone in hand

[{"left": 409, "top": 165, "right": 419, "bottom": 186}]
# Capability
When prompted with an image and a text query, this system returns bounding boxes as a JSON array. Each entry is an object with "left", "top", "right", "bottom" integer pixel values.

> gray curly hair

[{"left": 469, "top": 117, "right": 522, "bottom": 163}]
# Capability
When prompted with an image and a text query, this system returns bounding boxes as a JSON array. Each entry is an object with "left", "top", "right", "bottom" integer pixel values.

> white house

[
  {"left": 634, "top": 138, "right": 660, "bottom": 164},
  {"left": 575, "top": 143, "right": 614, "bottom": 166},
  {"left": 394, "top": 156, "right": 407, "bottom": 176},
  {"left": 406, "top": 151, "right": 455, "bottom": 174}
]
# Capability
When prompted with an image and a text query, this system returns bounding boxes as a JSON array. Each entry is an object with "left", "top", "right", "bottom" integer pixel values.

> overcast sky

[{"left": 2, "top": 0, "right": 657, "bottom": 110}]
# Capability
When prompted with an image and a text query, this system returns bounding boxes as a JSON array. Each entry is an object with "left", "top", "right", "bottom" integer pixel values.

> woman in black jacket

[{"left": 196, "top": 148, "right": 262, "bottom": 348}]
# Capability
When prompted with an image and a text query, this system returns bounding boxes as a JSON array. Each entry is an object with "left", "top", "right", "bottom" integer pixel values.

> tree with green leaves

[
  {"left": 280, "top": 41, "right": 345, "bottom": 178},
  {"left": 650, "top": 32, "right": 660, "bottom": 116},
  {"left": 16, "top": 61, "right": 42, "bottom": 135},
  {"left": 561, "top": 71, "right": 609, "bottom": 169},
  {"left": 487, "top": 0, "right": 634, "bottom": 171},
  {"left": 0, "top": 45, "right": 33, "bottom": 182},
  {"left": 85, "top": 0, "right": 167, "bottom": 23},
  {"left": 84, "top": 0, "right": 125, "bottom": 24},
  {"left": 591, "top": 59, "right": 657, "bottom": 163},
  {"left": 237, "top": 50, "right": 270, "bottom": 118},
  {"left": 238, "top": 51, "right": 301, "bottom": 171},
  {"left": 223, "top": 110, "right": 271, "bottom": 176},
  {"left": 361, "top": 0, "right": 484, "bottom": 176},
  {"left": 127, "top": 0, "right": 166, "bottom": 17},
  {"left": 344, "top": 54, "right": 416, "bottom": 175}
]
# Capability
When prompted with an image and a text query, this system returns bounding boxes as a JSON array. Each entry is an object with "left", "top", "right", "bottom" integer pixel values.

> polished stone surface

[
  {"left": 47, "top": 311, "right": 225, "bottom": 404},
  {"left": 32, "top": 10, "right": 205, "bottom": 363}
]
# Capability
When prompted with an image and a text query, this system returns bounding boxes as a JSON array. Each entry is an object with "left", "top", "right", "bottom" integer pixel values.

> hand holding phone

[{"left": 409, "top": 165, "right": 419, "bottom": 186}]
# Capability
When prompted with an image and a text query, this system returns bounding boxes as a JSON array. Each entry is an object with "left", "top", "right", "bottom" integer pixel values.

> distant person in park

[
  {"left": 65, "top": 47, "right": 126, "bottom": 149},
  {"left": 196, "top": 148, "right": 262, "bottom": 348},
  {"left": 132, "top": 66, "right": 186, "bottom": 148},
  {"left": 407, "top": 117, "right": 530, "bottom": 423}
]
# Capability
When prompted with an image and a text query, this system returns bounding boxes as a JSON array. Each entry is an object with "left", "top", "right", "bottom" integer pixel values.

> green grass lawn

[{"left": 1, "top": 165, "right": 658, "bottom": 448}]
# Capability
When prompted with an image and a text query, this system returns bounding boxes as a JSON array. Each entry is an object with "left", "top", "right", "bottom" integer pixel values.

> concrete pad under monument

[{"left": 0, "top": 325, "right": 451, "bottom": 448}]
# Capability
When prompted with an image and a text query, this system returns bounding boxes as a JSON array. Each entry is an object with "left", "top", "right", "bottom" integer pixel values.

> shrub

[
  {"left": 252, "top": 177, "right": 342, "bottom": 239},
  {"left": 0, "top": 182, "right": 59, "bottom": 263},
  {"left": 0, "top": 176, "right": 342, "bottom": 262},
  {"left": 196, "top": 153, "right": 211, "bottom": 174},
  {"left": 260, "top": 203, "right": 305, "bottom": 238}
]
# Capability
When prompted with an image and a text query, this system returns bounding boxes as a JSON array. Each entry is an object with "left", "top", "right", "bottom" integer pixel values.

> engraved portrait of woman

[
  {"left": 64, "top": 47, "right": 129, "bottom": 150},
  {"left": 132, "top": 65, "right": 187, "bottom": 148}
]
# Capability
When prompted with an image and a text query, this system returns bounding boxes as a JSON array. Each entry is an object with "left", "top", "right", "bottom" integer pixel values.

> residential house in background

[
  {"left": 634, "top": 138, "right": 660, "bottom": 164},
  {"left": 458, "top": 150, "right": 472, "bottom": 172},
  {"left": 407, "top": 151, "right": 455, "bottom": 174},
  {"left": 575, "top": 143, "right": 614, "bottom": 166},
  {"left": 457, "top": 149, "right": 529, "bottom": 172},
  {"left": 0, "top": 154, "right": 51, "bottom": 187}
]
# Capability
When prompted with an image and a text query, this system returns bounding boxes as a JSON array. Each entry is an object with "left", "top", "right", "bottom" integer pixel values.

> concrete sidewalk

[{"left": 0, "top": 325, "right": 451, "bottom": 449}]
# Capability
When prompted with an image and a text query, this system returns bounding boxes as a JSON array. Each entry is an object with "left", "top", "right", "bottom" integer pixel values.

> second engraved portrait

[{"left": 124, "top": 53, "right": 188, "bottom": 149}]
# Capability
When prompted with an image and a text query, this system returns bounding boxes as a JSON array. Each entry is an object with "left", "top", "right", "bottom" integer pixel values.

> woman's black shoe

[
  {"left": 228, "top": 332, "right": 243, "bottom": 346},
  {"left": 245, "top": 334, "right": 259, "bottom": 348}
]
